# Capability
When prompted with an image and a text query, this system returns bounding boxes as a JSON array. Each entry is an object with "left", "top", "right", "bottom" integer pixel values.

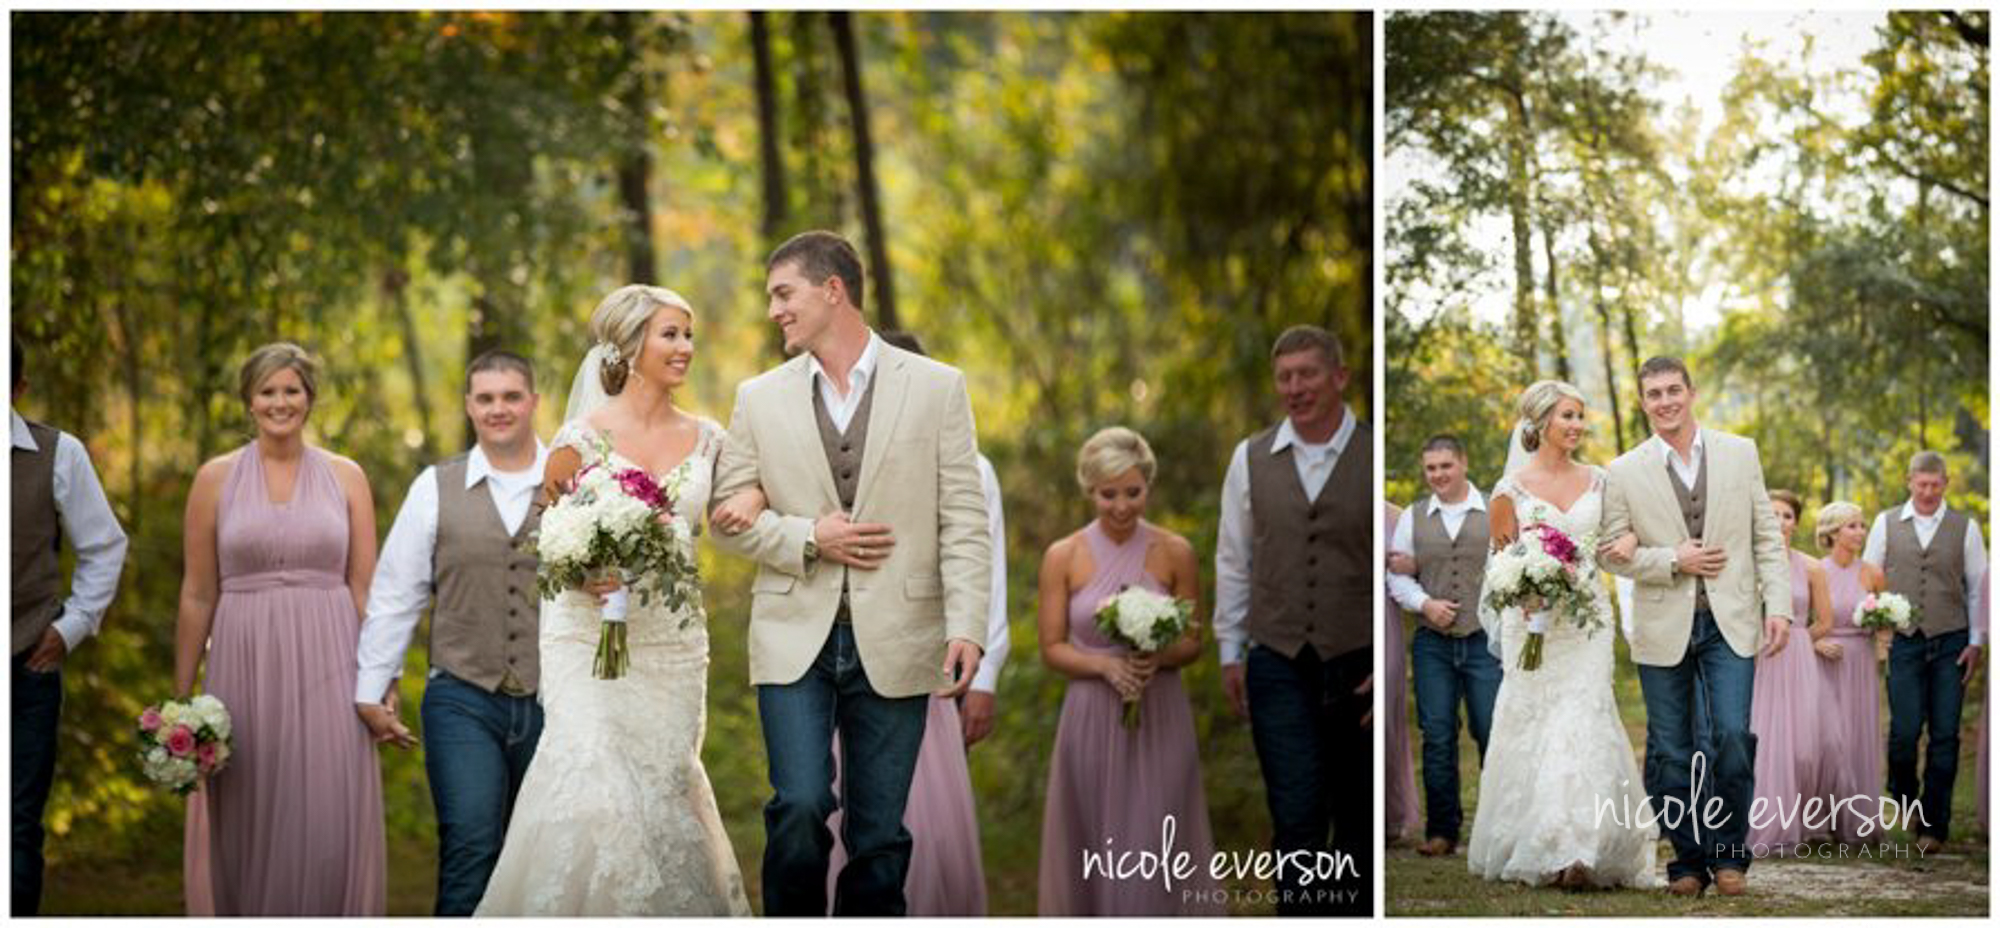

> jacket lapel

[
  {"left": 852, "top": 347, "right": 910, "bottom": 515},
  {"left": 783, "top": 358, "right": 842, "bottom": 508},
  {"left": 1639, "top": 439, "right": 1687, "bottom": 542}
]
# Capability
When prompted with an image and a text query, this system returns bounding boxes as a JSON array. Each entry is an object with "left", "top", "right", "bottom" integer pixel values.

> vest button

[
  {"left": 842, "top": 469, "right": 853, "bottom": 481},
  {"left": 1308, "top": 557, "right": 1318, "bottom": 568},
  {"left": 841, "top": 444, "right": 851, "bottom": 454},
  {"left": 1306, "top": 623, "right": 1315, "bottom": 634},
  {"left": 507, "top": 587, "right": 516, "bottom": 596},
  {"left": 509, "top": 632, "right": 518, "bottom": 641},
  {"left": 508, "top": 608, "right": 517, "bottom": 617}
]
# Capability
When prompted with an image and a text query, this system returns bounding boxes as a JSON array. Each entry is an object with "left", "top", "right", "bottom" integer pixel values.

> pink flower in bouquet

[
  {"left": 615, "top": 468, "right": 669, "bottom": 509},
  {"left": 196, "top": 741, "right": 218, "bottom": 772},
  {"left": 138, "top": 706, "right": 163, "bottom": 733},
  {"left": 1859, "top": 593, "right": 1878, "bottom": 612},
  {"left": 165, "top": 725, "right": 197, "bottom": 757},
  {"left": 1537, "top": 524, "right": 1579, "bottom": 565}
]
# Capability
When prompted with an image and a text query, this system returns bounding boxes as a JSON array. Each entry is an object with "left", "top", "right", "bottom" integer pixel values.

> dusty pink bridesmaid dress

[
  {"left": 1383, "top": 503, "right": 1420, "bottom": 842},
  {"left": 1747, "top": 550, "right": 1845, "bottom": 850},
  {"left": 1820, "top": 553, "right": 1884, "bottom": 843},
  {"left": 1036, "top": 520, "right": 1224, "bottom": 915},
  {"left": 183, "top": 444, "right": 385, "bottom": 914}
]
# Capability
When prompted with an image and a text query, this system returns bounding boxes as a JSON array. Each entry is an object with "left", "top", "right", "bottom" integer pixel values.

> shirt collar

[
  {"left": 10, "top": 410, "right": 35, "bottom": 452},
  {"left": 1272, "top": 404, "right": 1356, "bottom": 458},
  {"left": 1901, "top": 498, "right": 1950, "bottom": 522},
  {"left": 1652, "top": 427, "right": 1705, "bottom": 468},
  {"left": 807, "top": 329, "right": 883, "bottom": 395},
  {"left": 1427, "top": 485, "right": 1487, "bottom": 516},
  {"left": 466, "top": 439, "right": 549, "bottom": 489}
]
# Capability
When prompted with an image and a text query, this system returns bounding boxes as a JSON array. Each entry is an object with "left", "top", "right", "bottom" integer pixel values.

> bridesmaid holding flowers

[
  {"left": 1035, "top": 427, "right": 1224, "bottom": 915},
  {"left": 175, "top": 343, "right": 386, "bottom": 915},
  {"left": 1746, "top": 490, "right": 1842, "bottom": 852},
  {"left": 1815, "top": 500, "right": 1890, "bottom": 843}
]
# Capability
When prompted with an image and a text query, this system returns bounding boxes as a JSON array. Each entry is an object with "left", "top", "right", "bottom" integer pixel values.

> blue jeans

[
  {"left": 1636, "top": 608, "right": 1757, "bottom": 885},
  {"left": 758, "top": 622, "right": 926, "bottom": 916},
  {"left": 11, "top": 651, "right": 61, "bottom": 916},
  {"left": 1411, "top": 627, "right": 1501, "bottom": 842},
  {"left": 1247, "top": 643, "right": 1371, "bottom": 917},
  {"left": 420, "top": 673, "right": 544, "bottom": 916},
  {"left": 1886, "top": 628, "right": 1969, "bottom": 841}
]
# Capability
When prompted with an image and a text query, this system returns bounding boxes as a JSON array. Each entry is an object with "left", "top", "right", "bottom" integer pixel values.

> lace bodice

[{"left": 1490, "top": 465, "right": 1607, "bottom": 560}]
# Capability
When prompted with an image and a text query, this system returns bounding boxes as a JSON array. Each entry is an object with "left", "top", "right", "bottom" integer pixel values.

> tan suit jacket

[
  {"left": 710, "top": 343, "right": 992, "bottom": 698},
  {"left": 1600, "top": 427, "right": 1792, "bottom": 665}
]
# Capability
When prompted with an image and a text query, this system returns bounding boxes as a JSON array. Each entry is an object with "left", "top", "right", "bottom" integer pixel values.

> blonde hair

[
  {"left": 1515, "top": 380, "right": 1588, "bottom": 452},
  {"left": 1075, "top": 426, "right": 1157, "bottom": 493},
  {"left": 238, "top": 342, "right": 320, "bottom": 410},
  {"left": 589, "top": 284, "right": 693, "bottom": 395},
  {"left": 1815, "top": 500, "right": 1864, "bottom": 551}
]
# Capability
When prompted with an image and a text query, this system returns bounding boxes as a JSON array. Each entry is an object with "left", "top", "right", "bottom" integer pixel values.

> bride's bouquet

[
  {"left": 1093, "top": 586, "right": 1193, "bottom": 729},
  {"left": 1853, "top": 591, "right": 1916, "bottom": 634},
  {"left": 531, "top": 434, "right": 699, "bottom": 679},
  {"left": 137, "top": 695, "right": 232, "bottom": 795},
  {"left": 1483, "top": 519, "right": 1603, "bottom": 670}
]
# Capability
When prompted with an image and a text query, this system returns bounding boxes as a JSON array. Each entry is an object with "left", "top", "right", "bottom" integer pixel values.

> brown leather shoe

[
  {"left": 1417, "top": 836, "right": 1456, "bottom": 857},
  {"left": 1915, "top": 835, "right": 1945, "bottom": 855},
  {"left": 1666, "top": 875, "right": 1706, "bottom": 897},
  {"left": 1713, "top": 869, "right": 1747, "bottom": 896}
]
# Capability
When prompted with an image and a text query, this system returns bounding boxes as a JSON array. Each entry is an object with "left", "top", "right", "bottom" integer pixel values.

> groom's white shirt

[
  {"left": 1386, "top": 486, "right": 1486, "bottom": 613},
  {"left": 1862, "top": 500, "right": 1987, "bottom": 646},
  {"left": 1601, "top": 426, "right": 1791, "bottom": 666},
  {"left": 1659, "top": 428, "right": 1705, "bottom": 489},
  {"left": 807, "top": 329, "right": 882, "bottom": 434},
  {"left": 355, "top": 440, "right": 549, "bottom": 704}
]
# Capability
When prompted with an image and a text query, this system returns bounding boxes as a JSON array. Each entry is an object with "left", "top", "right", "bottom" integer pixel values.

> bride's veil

[
  {"left": 562, "top": 343, "right": 615, "bottom": 426},
  {"left": 1482, "top": 419, "right": 1537, "bottom": 658}
]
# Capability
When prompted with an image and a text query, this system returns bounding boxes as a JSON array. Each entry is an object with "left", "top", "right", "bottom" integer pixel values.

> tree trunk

[
  {"left": 1500, "top": 66, "right": 1538, "bottom": 382},
  {"left": 615, "top": 13, "right": 657, "bottom": 285},
  {"left": 750, "top": 11, "right": 788, "bottom": 244},
  {"left": 384, "top": 269, "right": 437, "bottom": 460},
  {"left": 1588, "top": 227, "right": 1626, "bottom": 451},
  {"left": 1540, "top": 210, "right": 1570, "bottom": 382},
  {"left": 829, "top": 11, "right": 896, "bottom": 330}
]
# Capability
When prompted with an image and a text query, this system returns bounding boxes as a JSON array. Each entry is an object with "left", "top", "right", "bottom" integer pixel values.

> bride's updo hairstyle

[
  {"left": 1815, "top": 500, "right": 1864, "bottom": 551},
  {"left": 589, "top": 284, "right": 694, "bottom": 395},
  {"left": 1075, "top": 426, "right": 1157, "bottom": 493},
  {"left": 1515, "top": 379, "right": 1588, "bottom": 452}
]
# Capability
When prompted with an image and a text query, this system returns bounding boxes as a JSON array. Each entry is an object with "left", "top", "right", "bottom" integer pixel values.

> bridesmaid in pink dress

[
  {"left": 174, "top": 344, "right": 386, "bottom": 915},
  {"left": 1035, "top": 427, "right": 1224, "bottom": 915},
  {"left": 1382, "top": 502, "right": 1420, "bottom": 844},
  {"left": 1747, "top": 491, "right": 1841, "bottom": 851},
  {"left": 1976, "top": 573, "right": 1988, "bottom": 833},
  {"left": 1814, "top": 500, "right": 1889, "bottom": 844}
]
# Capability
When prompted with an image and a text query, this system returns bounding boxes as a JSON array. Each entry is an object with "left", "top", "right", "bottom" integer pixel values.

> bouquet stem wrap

[
  {"left": 1520, "top": 610, "right": 1550, "bottom": 671},
  {"left": 594, "top": 572, "right": 631, "bottom": 680}
]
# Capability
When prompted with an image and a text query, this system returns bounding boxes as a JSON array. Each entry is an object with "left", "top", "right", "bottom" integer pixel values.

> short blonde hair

[
  {"left": 1515, "top": 380, "right": 1588, "bottom": 452},
  {"left": 1815, "top": 501, "right": 1864, "bottom": 551},
  {"left": 238, "top": 342, "right": 319, "bottom": 409},
  {"left": 1075, "top": 426, "right": 1157, "bottom": 492},
  {"left": 589, "top": 284, "right": 693, "bottom": 394}
]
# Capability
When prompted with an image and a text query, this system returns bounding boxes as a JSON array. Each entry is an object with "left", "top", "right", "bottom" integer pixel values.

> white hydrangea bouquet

[
  {"left": 1853, "top": 591, "right": 1917, "bottom": 634},
  {"left": 137, "top": 694, "right": 232, "bottom": 795},
  {"left": 1482, "top": 515, "right": 1603, "bottom": 671},
  {"left": 1093, "top": 586, "right": 1193, "bottom": 729},
  {"left": 530, "top": 434, "right": 698, "bottom": 679}
]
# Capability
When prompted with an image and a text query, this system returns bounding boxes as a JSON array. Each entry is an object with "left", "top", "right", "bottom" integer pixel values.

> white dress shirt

[
  {"left": 1386, "top": 487, "right": 1488, "bottom": 613},
  {"left": 355, "top": 441, "right": 549, "bottom": 704},
  {"left": 1862, "top": 499, "right": 1988, "bottom": 647},
  {"left": 970, "top": 454, "right": 1011, "bottom": 694},
  {"left": 807, "top": 330, "right": 883, "bottom": 435},
  {"left": 10, "top": 410, "right": 129, "bottom": 652},
  {"left": 1213, "top": 406, "right": 1358, "bottom": 665},
  {"left": 1652, "top": 428, "right": 1707, "bottom": 490}
]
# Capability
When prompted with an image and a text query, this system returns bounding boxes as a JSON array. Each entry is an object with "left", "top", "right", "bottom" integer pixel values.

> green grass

[{"left": 1387, "top": 614, "right": 1991, "bottom": 917}]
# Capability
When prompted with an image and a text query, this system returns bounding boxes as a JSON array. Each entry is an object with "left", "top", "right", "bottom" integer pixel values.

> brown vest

[
  {"left": 1667, "top": 448, "right": 1710, "bottom": 612},
  {"left": 12, "top": 418, "right": 63, "bottom": 656},
  {"left": 1413, "top": 497, "right": 1489, "bottom": 637},
  {"left": 432, "top": 455, "right": 543, "bottom": 693},
  {"left": 813, "top": 375, "right": 877, "bottom": 609},
  {"left": 1247, "top": 418, "right": 1372, "bottom": 660},
  {"left": 1883, "top": 508, "right": 1971, "bottom": 638}
]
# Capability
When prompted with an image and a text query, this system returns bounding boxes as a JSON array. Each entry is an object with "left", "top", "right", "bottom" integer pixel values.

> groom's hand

[
  {"left": 1761, "top": 615, "right": 1791, "bottom": 658},
  {"left": 1958, "top": 644, "right": 1983, "bottom": 686},
  {"left": 813, "top": 512, "right": 896, "bottom": 569},
  {"left": 1674, "top": 539, "right": 1727, "bottom": 578},
  {"left": 940, "top": 639, "right": 983, "bottom": 698}
]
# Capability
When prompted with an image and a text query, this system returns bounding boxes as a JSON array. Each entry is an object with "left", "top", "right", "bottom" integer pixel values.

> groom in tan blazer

[
  {"left": 1600, "top": 356, "right": 1791, "bottom": 898},
  {"left": 711, "top": 231, "right": 991, "bottom": 916}
]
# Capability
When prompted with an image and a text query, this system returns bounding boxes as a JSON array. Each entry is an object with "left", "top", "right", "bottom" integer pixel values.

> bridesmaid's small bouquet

[
  {"left": 1093, "top": 586, "right": 1193, "bottom": 729},
  {"left": 1853, "top": 591, "right": 1917, "bottom": 634},
  {"left": 137, "top": 695, "right": 233, "bottom": 795},
  {"left": 1483, "top": 518, "right": 1602, "bottom": 671},
  {"left": 531, "top": 434, "right": 699, "bottom": 680}
]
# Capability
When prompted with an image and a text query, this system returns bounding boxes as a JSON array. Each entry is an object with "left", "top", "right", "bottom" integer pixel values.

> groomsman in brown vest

[
  {"left": 11, "top": 340, "right": 129, "bottom": 914},
  {"left": 1386, "top": 435, "right": 1500, "bottom": 858},
  {"left": 1215, "top": 325, "right": 1371, "bottom": 916},
  {"left": 1862, "top": 450, "right": 1987, "bottom": 854},
  {"left": 354, "top": 351, "right": 548, "bottom": 915}
]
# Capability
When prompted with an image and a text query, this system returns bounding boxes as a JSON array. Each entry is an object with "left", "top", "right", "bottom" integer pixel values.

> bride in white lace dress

[
  {"left": 476, "top": 286, "right": 759, "bottom": 916},
  {"left": 1465, "top": 381, "right": 1661, "bottom": 890}
]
